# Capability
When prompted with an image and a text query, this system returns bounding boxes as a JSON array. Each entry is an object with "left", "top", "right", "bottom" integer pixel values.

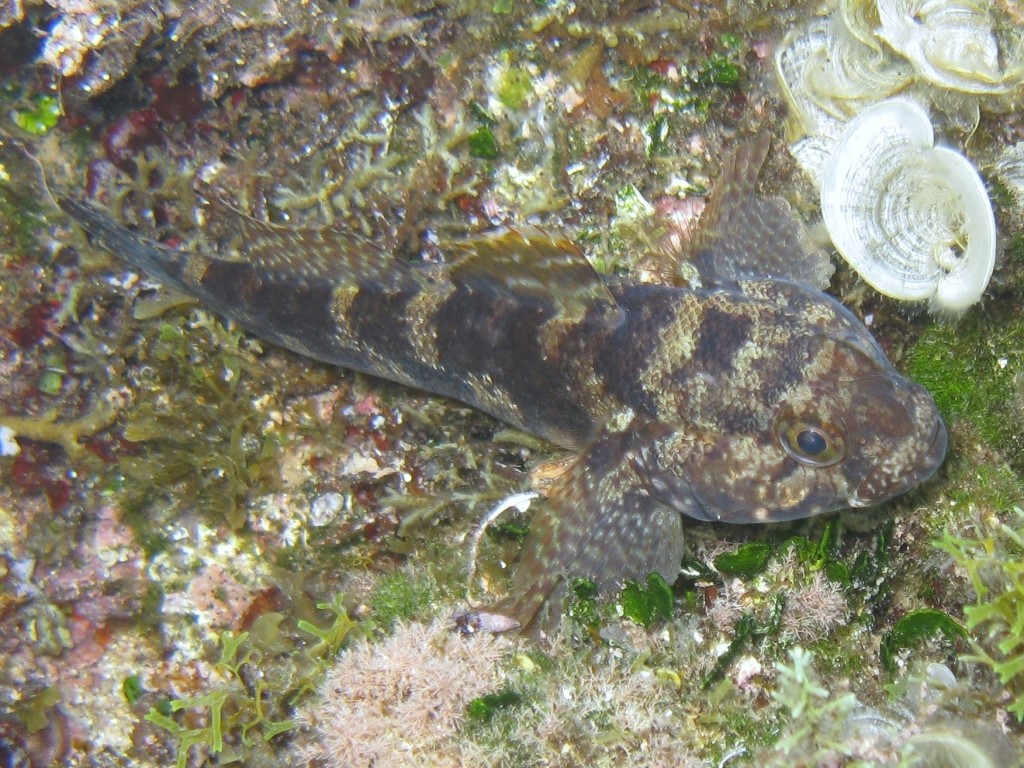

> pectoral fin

[{"left": 487, "top": 421, "right": 686, "bottom": 632}]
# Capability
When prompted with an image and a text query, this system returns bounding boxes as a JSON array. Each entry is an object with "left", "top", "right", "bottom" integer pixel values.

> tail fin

[{"left": 58, "top": 197, "right": 193, "bottom": 290}]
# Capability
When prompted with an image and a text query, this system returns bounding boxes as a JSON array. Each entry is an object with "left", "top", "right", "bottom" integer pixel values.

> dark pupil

[{"left": 796, "top": 428, "right": 828, "bottom": 456}]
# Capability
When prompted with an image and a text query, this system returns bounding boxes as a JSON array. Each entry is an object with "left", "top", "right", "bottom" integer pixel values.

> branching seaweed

[
  {"left": 935, "top": 507, "right": 1024, "bottom": 719},
  {"left": 117, "top": 309, "right": 283, "bottom": 529},
  {"left": 146, "top": 594, "right": 356, "bottom": 767}
]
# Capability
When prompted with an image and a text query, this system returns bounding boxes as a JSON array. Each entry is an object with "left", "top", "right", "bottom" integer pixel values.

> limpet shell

[
  {"left": 838, "top": 0, "right": 886, "bottom": 56},
  {"left": 776, "top": 20, "right": 841, "bottom": 142},
  {"left": 805, "top": 25, "right": 913, "bottom": 118},
  {"left": 820, "top": 98, "right": 995, "bottom": 314}
]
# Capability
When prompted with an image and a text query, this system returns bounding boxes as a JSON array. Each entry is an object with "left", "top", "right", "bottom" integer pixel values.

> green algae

[
  {"left": 11, "top": 94, "right": 61, "bottom": 136},
  {"left": 703, "top": 594, "right": 786, "bottom": 689},
  {"left": 16, "top": 685, "right": 61, "bottom": 733},
  {"left": 694, "top": 51, "right": 742, "bottom": 88},
  {"left": 147, "top": 595, "right": 357, "bottom": 767},
  {"left": 908, "top": 315, "right": 1024, "bottom": 470},
  {"left": 645, "top": 112, "right": 671, "bottom": 157},
  {"left": 714, "top": 541, "right": 773, "bottom": 578},
  {"left": 804, "top": 632, "right": 871, "bottom": 680},
  {"left": 566, "top": 577, "right": 601, "bottom": 631},
  {"left": 768, "top": 647, "right": 860, "bottom": 760},
  {"left": 367, "top": 570, "right": 438, "bottom": 629},
  {"left": 144, "top": 630, "right": 299, "bottom": 768},
  {"left": 122, "top": 674, "right": 145, "bottom": 705},
  {"left": 880, "top": 609, "right": 968, "bottom": 673},
  {"left": 0, "top": 404, "right": 119, "bottom": 457},
  {"left": 466, "top": 687, "right": 522, "bottom": 721},
  {"left": 36, "top": 368, "right": 63, "bottom": 396},
  {"left": 942, "top": 455, "right": 1024, "bottom": 526},
  {"left": 619, "top": 572, "right": 674, "bottom": 628},
  {"left": 114, "top": 309, "right": 283, "bottom": 530},
  {"left": 296, "top": 593, "right": 357, "bottom": 658},
  {"left": 936, "top": 507, "right": 1024, "bottom": 719},
  {"left": 627, "top": 32, "right": 746, "bottom": 125},
  {"left": 496, "top": 66, "right": 534, "bottom": 111},
  {"left": 468, "top": 125, "right": 500, "bottom": 159},
  {"left": 762, "top": 649, "right": 1024, "bottom": 765}
]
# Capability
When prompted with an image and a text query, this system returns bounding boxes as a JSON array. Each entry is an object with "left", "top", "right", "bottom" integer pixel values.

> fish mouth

[{"left": 848, "top": 398, "right": 948, "bottom": 508}]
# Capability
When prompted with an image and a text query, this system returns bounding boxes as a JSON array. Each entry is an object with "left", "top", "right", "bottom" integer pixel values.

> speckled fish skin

[{"left": 58, "top": 135, "right": 947, "bottom": 631}]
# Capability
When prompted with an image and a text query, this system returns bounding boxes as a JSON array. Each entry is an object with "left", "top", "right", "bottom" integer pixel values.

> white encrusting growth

[{"left": 875, "top": 0, "right": 1024, "bottom": 94}]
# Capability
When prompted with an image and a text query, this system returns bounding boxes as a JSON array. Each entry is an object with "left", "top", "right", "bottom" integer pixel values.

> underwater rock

[
  {"left": 996, "top": 141, "right": 1024, "bottom": 205},
  {"left": 0, "top": 0, "right": 24, "bottom": 31},
  {"left": 29, "top": 0, "right": 438, "bottom": 97},
  {"left": 39, "top": 1, "right": 158, "bottom": 95},
  {"left": 820, "top": 98, "right": 995, "bottom": 314}
]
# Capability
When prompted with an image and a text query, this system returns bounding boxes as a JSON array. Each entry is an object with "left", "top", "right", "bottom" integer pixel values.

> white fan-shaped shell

[
  {"left": 804, "top": 25, "right": 914, "bottom": 114},
  {"left": 790, "top": 135, "right": 838, "bottom": 190},
  {"left": 876, "top": 0, "right": 1024, "bottom": 94},
  {"left": 821, "top": 99, "right": 996, "bottom": 314},
  {"left": 775, "top": 17, "right": 912, "bottom": 141},
  {"left": 838, "top": 0, "right": 885, "bottom": 55},
  {"left": 775, "top": 20, "right": 845, "bottom": 141}
]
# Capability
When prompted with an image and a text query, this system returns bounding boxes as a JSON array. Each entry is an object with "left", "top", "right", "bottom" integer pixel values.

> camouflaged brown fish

[{"left": 58, "top": 135, "right": 947, "bottom": 632}]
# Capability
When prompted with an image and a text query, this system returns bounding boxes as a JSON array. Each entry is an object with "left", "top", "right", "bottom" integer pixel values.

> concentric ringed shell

[
  {"left": 775, "top": 17, "right": 911, "bottom": 140},
  {"left": 876, "top": 0, "right": 1024, "bottom": 94},
  {"left": 821, "top": 98, "right": 995, "bottom": 314}
]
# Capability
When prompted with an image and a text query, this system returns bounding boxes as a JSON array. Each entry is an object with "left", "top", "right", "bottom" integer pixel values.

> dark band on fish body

[
  {"left": 693, "top": 305, "right": 753, "bottom": 377},
  {"left": 344, "top": 283, "right": 421, "bottom": 368},
  {"left": 593, "top": 284, "right": 682, "bottom": 420}
]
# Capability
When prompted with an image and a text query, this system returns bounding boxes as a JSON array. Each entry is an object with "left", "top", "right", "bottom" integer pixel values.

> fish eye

[
  {"left": 776, "top": 413, "right": 846, "bottom": 467},
  {"left": 797, "top": 427, "right": 828, "bottom": 456}
]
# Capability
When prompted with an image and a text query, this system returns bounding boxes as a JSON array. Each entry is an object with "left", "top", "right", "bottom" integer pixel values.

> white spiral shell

[{"left": 820, "top": 99, "right": 996, "bottom": 314}]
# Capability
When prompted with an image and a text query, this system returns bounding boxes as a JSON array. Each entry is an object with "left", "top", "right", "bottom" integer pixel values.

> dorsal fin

[
  {"left": 58, "top": 196, "right": 192, "bottom": 288},
  {"left": 689, "top": 135, "right": 834, "bottom": 290},
  {"left": 443, "top": 228, "right": 620, "bottom": 322},
  {"left": 210, "top": 199, "right": 410, "bottom": 288},
  {"left": 217, "top": 204, "right": 621, "bottom": 321}
]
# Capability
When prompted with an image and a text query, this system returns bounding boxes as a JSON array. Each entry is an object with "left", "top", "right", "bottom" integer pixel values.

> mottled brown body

[{"left": 59, "top": 136, "right": 946, "bottom": 631}]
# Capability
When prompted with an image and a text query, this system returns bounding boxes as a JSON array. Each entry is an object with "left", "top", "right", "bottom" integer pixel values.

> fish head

[
  {"left": 753, "top": 334, "right": 947, "bottom": 518},
  {"left": 642, "top": 282, "right": 947, "bottom": 524}
]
